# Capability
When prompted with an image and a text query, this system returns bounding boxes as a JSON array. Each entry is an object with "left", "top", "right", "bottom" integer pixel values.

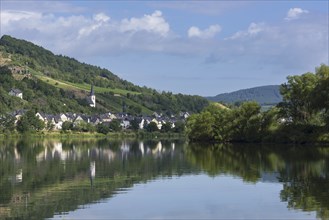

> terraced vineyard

[{"left": 33, "top": 72, "right": 140, "bottom": 95}]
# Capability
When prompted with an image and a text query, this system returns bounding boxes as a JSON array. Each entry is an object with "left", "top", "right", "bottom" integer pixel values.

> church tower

[{"left": 89, "top": 85, "right": 96, "bottom": 107}]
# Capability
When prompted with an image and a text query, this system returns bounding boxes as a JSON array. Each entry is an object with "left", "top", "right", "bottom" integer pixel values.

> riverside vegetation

[{"left": 186, "top": 64, "right": 329, "bottom": 144}]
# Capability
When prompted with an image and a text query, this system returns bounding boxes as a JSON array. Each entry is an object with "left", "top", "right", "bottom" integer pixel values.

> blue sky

[{"left": 1, "top": 1, "right": 328, "bottom": 96}]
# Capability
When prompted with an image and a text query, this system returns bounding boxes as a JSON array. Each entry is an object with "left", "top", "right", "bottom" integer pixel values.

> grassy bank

[
  {"left": 0, "top": 130, "right": 186, "bottom": 140},
  {"left": 106, "top": 131, "right": 186, "bottom": 140}
]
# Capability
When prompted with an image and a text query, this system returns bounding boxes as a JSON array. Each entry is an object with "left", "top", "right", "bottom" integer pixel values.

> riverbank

[{"left": 0, "top": 130, "right": 186, "bottom": 140}]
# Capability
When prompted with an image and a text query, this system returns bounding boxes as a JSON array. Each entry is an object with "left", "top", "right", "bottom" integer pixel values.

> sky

[{"left": 0, "top": 0, "right": 328, "bottom": 96}]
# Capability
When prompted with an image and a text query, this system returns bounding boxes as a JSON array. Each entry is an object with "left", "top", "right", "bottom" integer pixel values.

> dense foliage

[
  {"left": 279, "top": 64, "right": 329, "bottom": 126},
  {"left": 0, "top": 35, "right": 127, "bottom": 89},
  {"left": 187, "top": 65, "right": 329, "bottom": 143},
  {"left": 0, "top": 66, "right": 92, "bottom": 115},
  {"left": 186, "top": 101, "right": 266, "bottom": 142},
  {"left": 16, "top": 110, "right": 45, "bottom": 133}
]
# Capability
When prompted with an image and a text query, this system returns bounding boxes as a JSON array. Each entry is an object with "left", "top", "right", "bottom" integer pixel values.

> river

[{"left": 0, "top": 138, "right": 328, "bottom": 219}]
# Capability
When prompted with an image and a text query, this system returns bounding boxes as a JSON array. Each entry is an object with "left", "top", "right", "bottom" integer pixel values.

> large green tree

[
  {"left": 186, "top": 102, "right": 264, "bottom": 142},
  {"left": 145, "top": 121, "right": 159, "bottom": 132},
  {"left": 16, "top": 110, "right": 45, "bottom": 133},
  {"left": 279, "top": 72, "right": 318, "bottom": 123},
  {"left": 109, "top": 119, "right": 122, "bottom": 132},
  {"left": 186, "top": 111, "right": 215, "bottom": 141},
  {"left": 311, "top": 64, "right": 329, "bottom": 127},
  {"left": 278, "top": 64, "right": 329, "bottom": 130}
]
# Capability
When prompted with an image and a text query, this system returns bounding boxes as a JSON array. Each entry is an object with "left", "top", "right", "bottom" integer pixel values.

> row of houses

[{"left": 10, "top": 110, "right": 189, "bottom": 131}]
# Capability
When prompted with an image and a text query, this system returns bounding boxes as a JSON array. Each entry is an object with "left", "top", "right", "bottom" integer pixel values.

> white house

[
  {"left": 139, "top": 118, "right": 145, "bottom": 129},
  {"left": 180, "top": 112, "right": 190, "bottom": 119},
  {"left": 120, "top": 118, "right": 131, "bottom": 129},
  {"left": 12, "top": 109, "right": 26, "bottom": 124},
  {"left": 59, "top": 113, "right": 70, "bottom": 122},
  {"left": 151, "top": 118, "right": 163, "bottom": 130},
  {"left": 9, "top": 88, "right": 23, "bottom": 99},
  {"left": 35, "top": 112, "right": 47, "bottom": 122},
  {"left": 73, "top": 114, "right": 87, "bottom": 125}
]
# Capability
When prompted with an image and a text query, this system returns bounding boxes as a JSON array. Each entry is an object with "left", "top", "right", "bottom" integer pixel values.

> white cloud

[
  {"left": 188, "top": 25, "right": 221, "bottom": 39},
  {"left": 227, "top": 22, "right": 265, "bottom": 40},
  {"left": 78, "top": 13, "right": 110, "bottom": 38},
  {"left": 94, "top": 13, "right": 110, "bottom": 23},
  {"left": 150, "top": 1, "right": 251, "bottom": 16},
  {"left": 0, "top": 10, "right": 173, "bottom": 55},
  {"left": 120, "top": 10, "right": 170, "bottom": 37},
  {"left": 210, "top": 18, "right": 328, "bottom": 73},
  {"left": 1, "top": 10, "right": 42, "bottom": 25},
  {"left": 1, "top": 7, "right": 327, "bottom": 74},
  {"left": 285, "top": 8, "right": 309, "bottom": 21}
]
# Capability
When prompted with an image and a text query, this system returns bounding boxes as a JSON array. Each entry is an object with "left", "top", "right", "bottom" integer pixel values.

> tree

[
  {"left": 0, "top": 114, "right": 16, "bottom": 132},
  {"left": 311, "top": 64, "right": 329, "bottom": 127},
  {"left": 129, "top": 118, "right": 140, "bottom": 131},
  {"left": 230, "top": 101, "right": 262, "bottom": 142},
  {"left": 96, "top": 123, "right": 110, "bottom": 134},
  {"left": 186, "top": 101, "right": 263, "bottom": 142},
  {"left": 16, "top": 110, "right": 45, "bottom": 133},
  {"left": 186, "top": 111, "right": 215, "bottom": 141},
  {"left": 145, "top": 121, "right": 159, "bottom": 132},
  {"left": 279, "top": 72, "right": 318, "bottom": 124},
  {"left": 161, "top": 122, "right": 172, "bottom": 133},
  {"left": 72, "top": 121, "right": 95, "bottom": 132},
  {"left": 46, "top": 121, "right": 55, "bottom": 131},
  {"left": 62, "top": 121, "right": 73, "bottom": 131},
  {"left": 109, "top": 119, "right": 122, "bottom": 132},
  {"left": 278, "top": 64, "right": 329, "bottom": 128},
  {"left": 16, "top": 117, "right": 30, "bottom": 133},
  {"left": 173, "top": 121, "right": 185, "bottom": 133}
]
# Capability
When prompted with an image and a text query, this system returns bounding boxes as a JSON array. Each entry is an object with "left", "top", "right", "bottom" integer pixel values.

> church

[{"left": 87, "top": 85, "right": 96, "bottom": 108}]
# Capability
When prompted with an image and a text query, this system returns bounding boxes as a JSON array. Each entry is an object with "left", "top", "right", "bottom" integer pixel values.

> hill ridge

[
  {"left": 0, "top": 35, "right": 209, "bottom": 115},
  {"left": 206, "top": 85, "right": 282, "bottom": 105}
]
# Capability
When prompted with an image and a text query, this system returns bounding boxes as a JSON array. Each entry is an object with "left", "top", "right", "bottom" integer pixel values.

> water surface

[{"left": 0, "top": 139, "right": 328, "bottom": 219}]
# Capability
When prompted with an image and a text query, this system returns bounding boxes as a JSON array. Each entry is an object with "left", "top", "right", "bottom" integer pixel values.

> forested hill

[
  {"left": 206, "top": 85, "right": 282, "bottom": 105},
  {"left": 0, "top": 35, "right": 208, "bottom": 115}
]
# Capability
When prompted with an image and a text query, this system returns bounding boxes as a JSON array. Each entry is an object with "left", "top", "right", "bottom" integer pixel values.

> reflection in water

[
  {"left": 0, "top": 139, "right": 188, "bottom": 219},
  {"left": 185, "top": 143, "right": 329, "bottom": 219},
  {"left": 89, "top": 161, "right": 95, "bottom": 187},
  {"left": 0, "top": 139, "right": 329, "bottom": 219}
]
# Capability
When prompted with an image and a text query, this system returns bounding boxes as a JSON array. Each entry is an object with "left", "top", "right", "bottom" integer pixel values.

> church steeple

[
  {"left": 88, "top": 84, "right": 96, "bottom": 108},
  {"left": 90, "top": 85, "right": 94, "bottom": 96}
]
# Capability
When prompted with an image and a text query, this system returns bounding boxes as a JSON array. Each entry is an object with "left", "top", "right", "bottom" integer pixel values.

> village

[
  {"left": 9, "top": 109, "right": 189, "bottom": 131},
  {"left": 6, "top": 85, "right": 189, "bottom": 132}
]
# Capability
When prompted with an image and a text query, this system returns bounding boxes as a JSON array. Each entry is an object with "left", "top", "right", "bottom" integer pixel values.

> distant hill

[
  {"left": 206, "top": 85, "right": 282, "bottom": 105},
  {"left": 0, "top": 35, "right": 209, "bottom": 115}
]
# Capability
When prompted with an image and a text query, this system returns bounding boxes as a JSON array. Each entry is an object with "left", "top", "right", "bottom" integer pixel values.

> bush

[{"left": 96, "top": 123, "right": 110, "bottom": 134}]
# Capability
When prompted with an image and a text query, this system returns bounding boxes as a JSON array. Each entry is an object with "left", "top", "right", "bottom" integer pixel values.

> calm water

[{"left": 1, "top": 139, "right": 329, "bottom": 219}]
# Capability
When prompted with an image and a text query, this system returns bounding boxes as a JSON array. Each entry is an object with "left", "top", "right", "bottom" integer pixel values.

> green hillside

[
  {"left": 0, "top": 35, "right": 209, "bottom": 115},
  {"left": 206, "top": 85, "right": 282, "bottom": 105}
]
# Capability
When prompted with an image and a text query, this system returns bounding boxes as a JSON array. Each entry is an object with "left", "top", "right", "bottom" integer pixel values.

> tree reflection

[
  {"left": 185, "top": 143, "right": 329, "bottom": 219},
  {"left": 278, "top": 148, "right": 329, "bottom": 219}
]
